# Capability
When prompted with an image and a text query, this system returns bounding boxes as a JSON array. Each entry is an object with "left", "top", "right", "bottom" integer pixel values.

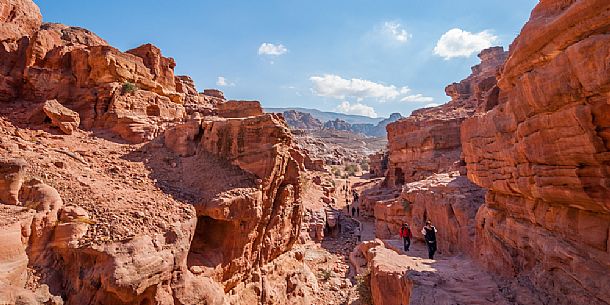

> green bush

[
  {"left": 319, "top": 269, "right": 332, "bottom": 282},
  {"left": 333, "top": 168, "right": 342, "bottom": 178},
  {"left": 360, "top": 160, "right": 370, "bottom": 171},
  {"left": 121, "top": 81, "right": 138, "bottom": 94},
  {"left": 401, "top": 198, "right": 411, "bottom": 211},
  {"left": 344, "top": 164, "right": 358, "bottom": 176}
]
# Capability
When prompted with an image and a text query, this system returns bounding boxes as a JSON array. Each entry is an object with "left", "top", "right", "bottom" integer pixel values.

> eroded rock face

[
  {"left": 461, "top": 1, "right": 610, "bottom": 304},
  {"left": 368, "top": 151, "right": 388, "bottom": 178},
  {"left": 374, "top": 174, "right": 485, "bottom": 257},
  {"left": 282, "top": 110, "right": 323, "bottom": 130},
  {"left": 163, "top": 103, "right": 304, "bottom": 292},
  {"left": 0, "top": 0, "right": 41, "bottom": 42},
  {"left": 385, "top": 47, "right": 506, "bottom": 187},
  {"left": 217, "top": 100, "right": 263, "bottom": 118},
  {"left": 1, "top": 8, "right": 196, "bottom": 142},
  {"left": 0, "top": 157, "right": 26, "bottom": 204},
  {"left": 42, "top": 99, "right": 80, "bottom": 134}
]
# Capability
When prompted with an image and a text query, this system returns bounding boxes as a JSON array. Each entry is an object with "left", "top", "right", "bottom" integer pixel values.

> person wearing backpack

[
  {"left": 399, "top": 223, "right": 412, "bottom": 251},
  {"left": 421, "top": 220, "right": 438, "bottom": 259}
]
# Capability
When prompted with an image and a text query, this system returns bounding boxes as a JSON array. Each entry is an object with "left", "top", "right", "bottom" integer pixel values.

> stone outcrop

[
  {"left": 41, "top": 99, "right": 80, "bottom": 134},
  {"left": 323, "top": 118, "right": 352, "bottom": 131},
  {"left": 461, "top": 1, "right": 610, "bottom": 304},
  {"left": 0, "top": 6, "right": 209, "bottom": 142},
  {"left": 374, "top": 173, "right": 485, "bottom": 256},
  {"left": 368, "top": 151, "right": 388, "bottom": 178},
  {"left": 0, "top": 157, "right": 26, "bottom": 205},
  {"left": 282, "top": 110, "right": 322, "bottom": 130},
  {"left": 385, "top": 47, "right": 507, "bottom": 187},
  {"left": 351, "top": 240, "right": 514, "bottom": 305},
  {"left": 163, "top": 102, "right": 305, "bottom": 292},
  {"left": 217, "top": 100, "right": 263, "bottom": 118}
]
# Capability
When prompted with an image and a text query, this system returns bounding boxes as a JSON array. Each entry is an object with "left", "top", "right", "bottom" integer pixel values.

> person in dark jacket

[
  {"left": 421, "top": 220, "right": 438, "bottom": 259},
  {"left": 399, "top": 223, "right": 412, "bottom": 251}
]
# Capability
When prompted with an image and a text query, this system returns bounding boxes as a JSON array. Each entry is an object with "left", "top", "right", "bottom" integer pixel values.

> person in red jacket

[{"left": 399, "top": 223, "right": 412, "bottom": 251}]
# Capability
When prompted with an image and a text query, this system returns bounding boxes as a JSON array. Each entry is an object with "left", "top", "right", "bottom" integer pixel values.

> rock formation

[
  {"left": 368, "top": 151, "right": 388, "bottom": 178},
  {"left": 385, "top": 46, "right": 507, "bottom": 187},
  {"left": 461, "top": 1, "right": 610, "bottom": 303},
  {"left": 0, "top": 0, "right": 311, "bottom": 303},
  {"left": 367, "top": 47, "right": 507, "bottom": 255},
  {"left": 282, "top": 110, "right": 323, "bottom": 130}
]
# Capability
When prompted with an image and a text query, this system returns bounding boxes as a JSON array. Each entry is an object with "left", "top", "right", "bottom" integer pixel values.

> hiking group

[{"left": 400, "top": 220, "right": 438, "bottom": 259}]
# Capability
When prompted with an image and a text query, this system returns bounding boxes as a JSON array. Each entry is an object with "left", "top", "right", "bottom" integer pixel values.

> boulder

[
  {"left": 0, "top": 158, "right": 27, "bottom": 205},
  {"left": 42, "top": 99, "right": 80, "bottom": 134}
]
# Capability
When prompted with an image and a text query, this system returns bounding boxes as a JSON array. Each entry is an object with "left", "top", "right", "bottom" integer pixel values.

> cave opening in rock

[{"left": 187, "top": 216, "right": 237, "bottom": 269}]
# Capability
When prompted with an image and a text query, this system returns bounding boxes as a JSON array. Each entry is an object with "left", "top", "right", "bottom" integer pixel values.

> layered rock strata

[{"left": 461, "top": 1, "right": 610, "bottom": 303}]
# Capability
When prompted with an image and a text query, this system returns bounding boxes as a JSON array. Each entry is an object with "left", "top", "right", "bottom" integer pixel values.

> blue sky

[{"left": 35, "top": 0, "right": 538, "bottom": 118}]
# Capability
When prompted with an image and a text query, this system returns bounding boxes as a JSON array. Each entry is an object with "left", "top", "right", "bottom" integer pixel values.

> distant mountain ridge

[
  {"left": 265, "top": 107, "right": 387, "bottom": 125},
  {"left": 269, "top": 108, "right": 403, "bottom": 137}
]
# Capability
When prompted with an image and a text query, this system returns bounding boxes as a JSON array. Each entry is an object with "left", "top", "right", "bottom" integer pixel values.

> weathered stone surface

[
  {"left": 282, "top": 110, "right": 322, "bottom": 130},
  {"left": 385, "top": 47, "right": 506, "bottom": 187},
  {"left": 368, "top": 151, "right": 388, "bottom": 178},
  {"left": 0, "top": 158, "right": 27, "bottom": 205},
  {"left": 374, "top": 174, "right": 485, "bottom": 257},
  {"left": 461, "top": 1, "right": 610, "bottom": 304},
  {"left": 42, "top": 99, "right": 80, "bottom": 134},
  {"left": 0, "top": 0, "right": 41, "bottom": 42},
  {"left": 217, "top": 100, "right": 263, "bottom": 118}
]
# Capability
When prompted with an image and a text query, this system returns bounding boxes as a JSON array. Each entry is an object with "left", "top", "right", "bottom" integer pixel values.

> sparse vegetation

[
  {"left": 121, "top": 81, "right": 138, "bottom": 95},
  {"left": 401, "top": 198, "right": 411, "bottom": 211},
  {"left": 360, "top": 159, "right": 370, "bottom": 171},
  {"left": 356, "top": 268, "right": 373, "bottom": 305},
  {"left": 74, "top": 217, "right": 97, "bottom": 225},
  {"left": 333, "top": 167, "right": 342, "bottom": 178},
  {"left": 344, "top": 163, "right": 358, "bottom": 176},
  {"left": 319, "top": 269, "right": 332, "bottom": 282}
]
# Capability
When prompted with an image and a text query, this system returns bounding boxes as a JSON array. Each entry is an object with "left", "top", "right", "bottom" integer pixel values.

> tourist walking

[
  {"left": 421, "top": 220, "right": 438, "bottom": 259},
  {"left": 351, "top": 206, "right": 356, "bottom": 217},
  {"left": 399, "top": 223, "right": 412, "bottom": 251}
]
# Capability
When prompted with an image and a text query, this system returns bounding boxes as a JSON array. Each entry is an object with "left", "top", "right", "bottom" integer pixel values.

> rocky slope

[
  {"left": 461, "top": 0, "right": 610, "bottom": 304},
  {"left": 0, "top": 0, "right": 312, "bottom": 304}
]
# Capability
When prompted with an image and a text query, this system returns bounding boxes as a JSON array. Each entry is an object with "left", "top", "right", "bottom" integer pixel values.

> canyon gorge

[{"left": 0, "top": 0, "right": 609, "bottom": 304}]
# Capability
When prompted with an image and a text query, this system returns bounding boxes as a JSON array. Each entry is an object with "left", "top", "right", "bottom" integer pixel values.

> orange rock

[
  {"left": 461, "top": 1, "right": 610, "bottom": 303},
  {"left": 217, "top": 100, "right": 263, "bottom": 118},
  {"left": 0, "top": 158, "right": 27, "bottom": 205},
  {"left": 42, "top": 99, "right": 80, "bottom": 134}
]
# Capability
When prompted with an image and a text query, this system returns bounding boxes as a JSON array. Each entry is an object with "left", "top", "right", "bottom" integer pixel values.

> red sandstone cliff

[
  {"left": 369, "top": 47, "right": 507, "bottom": 257},
  {"left": 461, "top": 1, "right": 610, "bottom": 304},
  {"left": 0, "top": 0, "right": 309, "bottom": 304}
]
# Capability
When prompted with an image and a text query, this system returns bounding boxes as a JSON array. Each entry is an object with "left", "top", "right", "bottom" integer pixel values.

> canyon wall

[
  {"left": 461, "top": 0, "right": 610, "bottom": 304},
  {"left": 371, "top": 47, "right": 507, "bottom": 254}
]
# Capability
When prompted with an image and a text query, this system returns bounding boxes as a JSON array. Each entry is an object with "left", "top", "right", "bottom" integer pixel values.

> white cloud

[
  {"left": 309, "top": 74, "right": 434, "bottom": 104},
  {"left": 310, "top": 74, "right": 409, "bottom": 101},
  {"left": 434, "top": 28, "right": 497, "bottom": 60},
  {"left": 400, "top": 94, "right": 434, "bottom": 103},
  {"left": 258, "top": 43, "right": 288, "bottom": 56},
  {"left": 216, "top": 76, "right": 234, "bottom": 87},
  {"left": 335, "top": 101, "right": 378, "bottom": 118},
  {"left": 423, "top": 103, "right": 440, "bottom": 108},
  {"left": 383, "top": 22, "right": 411, "bottom": 43}
]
